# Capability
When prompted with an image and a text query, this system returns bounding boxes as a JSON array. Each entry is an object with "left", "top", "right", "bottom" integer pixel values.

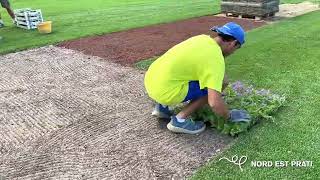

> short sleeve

[{"left": 198, "top": 56, "right": 225, "bottom": 92}]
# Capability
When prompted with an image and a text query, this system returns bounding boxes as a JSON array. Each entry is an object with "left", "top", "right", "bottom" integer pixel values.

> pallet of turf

[{"left": 221, "top": 0, "right": 279, "bottom": 20}]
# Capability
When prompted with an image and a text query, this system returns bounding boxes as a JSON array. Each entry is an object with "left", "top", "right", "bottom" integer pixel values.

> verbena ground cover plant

[{"left": 189, "top": 81, "right": 286, "bottom": 136}]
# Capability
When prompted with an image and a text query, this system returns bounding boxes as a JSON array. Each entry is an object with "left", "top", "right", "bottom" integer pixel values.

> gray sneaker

[
  {"left": 167, "top": 116, "right": 206, "bottom": 134},
  {"left": 0, "top": 22, "right": 4, "bottom": 28}
]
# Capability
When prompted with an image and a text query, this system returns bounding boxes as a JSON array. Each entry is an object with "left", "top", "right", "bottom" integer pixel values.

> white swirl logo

[{"left": 219, "top": 155, "right": 248, "bottom": 171}]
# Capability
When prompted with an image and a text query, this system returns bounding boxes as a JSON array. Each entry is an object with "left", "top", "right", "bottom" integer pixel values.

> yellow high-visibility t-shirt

[{"left": 144, "top": 35, "right": 225, "bottom": 105}]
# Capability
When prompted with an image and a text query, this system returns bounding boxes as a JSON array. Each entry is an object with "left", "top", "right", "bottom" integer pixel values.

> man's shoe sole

[{"left": 167, "top": 123, "right": 206, "bottom": 135}]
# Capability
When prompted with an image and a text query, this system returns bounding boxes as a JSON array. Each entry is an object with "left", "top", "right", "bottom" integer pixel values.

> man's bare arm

[{"left": 207, "top": 88, "right": 229, "bottom": 120}]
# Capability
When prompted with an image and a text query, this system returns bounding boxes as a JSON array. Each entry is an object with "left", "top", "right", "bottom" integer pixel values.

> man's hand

[
  {"left": 208, "top": 88, "right": 229, "bottom": 120},
  {"left": 229, "top": 109, "right": 251, "bottom": 122}
]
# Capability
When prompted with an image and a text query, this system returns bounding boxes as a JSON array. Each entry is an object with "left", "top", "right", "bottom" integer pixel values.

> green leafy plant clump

[{"left": 177, "top": 81, "right": 286, "bottom": 136}]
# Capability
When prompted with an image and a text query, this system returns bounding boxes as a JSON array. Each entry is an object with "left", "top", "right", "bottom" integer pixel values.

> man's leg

[
  {"left": 176, "top": 77, "right": 229, "bottom": 119},
  {"left": 152, "top": 95, "right": 208, "bottom": 120},
  {"left": 166, "top": 81, "right": 208, "bottom": 134},
  {"left": 167, "top": 96, "right": 207, "bottom": 134},
  {"left": 176, "top": 95, "right": 207, "bottom": 119},
  {"left": 176, "top": 80, "right": 214, "bottom": 119},
  {"left": 5, "top": 7, "right": 14, "bottom": 20},
  {"left": 152, "top": 103, "right": 172, "bottom": 119},
  {"left": 1, "top": 0, "right": 15, "bottom": 20}
]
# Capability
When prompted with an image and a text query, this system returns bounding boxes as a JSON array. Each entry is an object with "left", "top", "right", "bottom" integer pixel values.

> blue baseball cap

[{"left": 210, "top": 22, "right": 245, "bottom": 45}]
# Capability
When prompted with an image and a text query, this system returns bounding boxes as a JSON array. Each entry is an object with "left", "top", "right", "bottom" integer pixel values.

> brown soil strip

[{"left": 59, "top": 16, "right": 265, "bottom": 65}]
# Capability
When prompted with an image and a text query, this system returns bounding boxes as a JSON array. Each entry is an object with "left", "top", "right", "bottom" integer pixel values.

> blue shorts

[{"left": 182, "top": 81, "right": 208, "bottom": 102}]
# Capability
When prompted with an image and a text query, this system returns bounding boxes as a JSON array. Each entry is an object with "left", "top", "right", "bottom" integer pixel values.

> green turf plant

[{"left": 175, "top": 81, "right": 285, "bottom": 136}]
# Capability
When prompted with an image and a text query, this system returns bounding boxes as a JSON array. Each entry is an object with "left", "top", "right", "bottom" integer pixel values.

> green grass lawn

[
  {"left": 136, "top": 10, "right": 320, "bottom": 179},
  {"left": 0, "top": 0, "right": 313, "bottom": 54},
  {"left": 0, "top": 0, "right": 219, "bottom": 54},
  {"left": 190, "top": 10, "right": 320, "bottom": 179}
]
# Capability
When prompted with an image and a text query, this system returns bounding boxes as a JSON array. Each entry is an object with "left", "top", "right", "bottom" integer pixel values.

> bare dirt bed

[
  {"left": 0, "top": 46, "right": 232, "bottom": 179},
  {"left": 59, "top": 16, "right": 265, "bottom": 65}
]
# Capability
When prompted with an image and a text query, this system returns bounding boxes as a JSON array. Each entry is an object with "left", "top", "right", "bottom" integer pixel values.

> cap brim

[
  {"left": 211, "top": 27, "right": 232, "bottom": 37},
  {"left": 211, "top": 26, "right": 242, "bottom": 45},
  {"left": 210, "top": 26, "right": 219, "bottom": 32}
]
